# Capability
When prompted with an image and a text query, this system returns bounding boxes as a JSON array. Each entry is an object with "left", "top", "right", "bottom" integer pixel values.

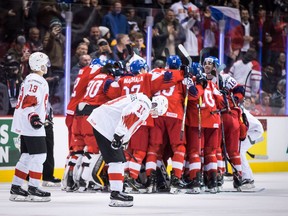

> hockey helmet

[
  {"left": 101, "top": 63, "right": 116, "bottom": 76},
  {"left": 203, "top": 56, "right": 219, "bottom": 68},
  {"left": 150, "top": 95, "right": 168, "bottom": 118},
  {"left": 106, "top": 59, "right": 116, "bottom": 65},
  {"left": 29, "top": 52, "right": 50, "bottom": 74},
  {"left": 129, "top": 59, "right": 148, "bottom": 75},
  {"left": 90, "top": 58, "right": 106, "bottom": 67},
  {"left": 191, "top": 62, "right": 204, "bottom": 76},
  {"left": 166, "top": 55, "right": 182, "bottom": 69}
]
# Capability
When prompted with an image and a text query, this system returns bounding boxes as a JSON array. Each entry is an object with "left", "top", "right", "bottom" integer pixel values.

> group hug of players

[{"left": 62, "top": 51, "right": 249, "bottom": 195}]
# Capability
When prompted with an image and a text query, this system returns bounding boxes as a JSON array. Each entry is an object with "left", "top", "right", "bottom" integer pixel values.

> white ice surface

[{"left": 0, "top": 172, "right": 287, "bottom": 216}]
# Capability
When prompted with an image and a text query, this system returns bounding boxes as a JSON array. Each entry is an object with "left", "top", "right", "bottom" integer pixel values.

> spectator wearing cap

[
  {"left": 99, "top": 26, "right": 112, "bottom": 44},
  {"left": 43, "top": 18, "right": 65, "bottom": 78},
  {"left": 90, "top": 38, "right": 113, "bottom": 61},
  {"left": 43, "top": 17, "right": 66, "bottom": 114},
  {"left": 6, "top": 36, "right": 28, "bottom": 65},
  {"left": 71, "top": 42, "right": 89, "bottom": 68},
  {"left": 101, "top": 0, "right": 130, "bottom": 40}
]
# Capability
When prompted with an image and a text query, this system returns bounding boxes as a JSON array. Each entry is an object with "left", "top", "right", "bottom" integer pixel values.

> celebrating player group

[{"left": 9, "top": 47, "right": 263, "bottom": 207}]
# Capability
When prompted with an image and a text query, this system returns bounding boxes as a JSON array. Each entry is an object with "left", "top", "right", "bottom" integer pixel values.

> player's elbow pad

[
  {"left": 103, "top": 79, "right": 114, "bottom": 93},
  {"left": 163, "top": 71, "right": 172, "bottom": 82}
]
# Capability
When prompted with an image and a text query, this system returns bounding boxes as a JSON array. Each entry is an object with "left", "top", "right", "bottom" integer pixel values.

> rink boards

[{"left": 1, "top": 116, "right": 288, "bottom": 182}]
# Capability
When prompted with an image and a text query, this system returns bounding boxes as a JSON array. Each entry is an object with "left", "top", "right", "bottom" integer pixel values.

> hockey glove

[
  {"left": 188, "top": 85, "right": 198, "bottom": 96},
  {"left": 163, "top": 71, "right": 172, "bottom": 81},
  {"left": 220, "top": 89, "right": 229, "bottom": 96},
  {"left": 196, "top": 74, "right": 208, "bottom": 89},
  {"left": 28, "top": 113, "right": 42, "bottom": 129},
  {"left": 111, "top": 134, "right": 124, "bottom": 150},
  {"left": 233, "top": 85, "right": 245, "bottom": 97}
]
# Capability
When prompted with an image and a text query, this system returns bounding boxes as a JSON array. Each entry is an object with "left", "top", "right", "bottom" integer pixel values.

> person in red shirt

[
  {"left": 217, "top": 73, "right": 247, "bottom": 190},
  {"left": 68, "top": 63, "right": 116, "bottom": 192},
  {"left": 185, "top": 57, "right": 223, "bottom": 193},
  {"left": 105, "top": 58, "right": 185, "bottom": 193},
  {"left": 62, "top": 58, "right": 104, "bottom": 191},
  {"left": 145, "top": 55, "right": 187, "bottom": 194}
]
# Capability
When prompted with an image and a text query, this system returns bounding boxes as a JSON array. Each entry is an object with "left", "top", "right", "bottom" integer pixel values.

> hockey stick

[
  {"left": 178, "top": 44, "right": 192, "bottom": 66},
  {"left": 199, "top": 47, "right": 211, "bottom": 65},
  {"left": 248, "top": 135, "right": 264, "bottom": 145},
  {"left": 164, "top": 47, "right": 170, "bottom": 59},
  {"left": 122, "top": 44, "right": 134, "bottom": 70},
  {"left": 246, "top": 151, "right": 268, "bottom": 160},
  {"left": 178, "top": 44, "right": 193, "bottom": 140}
]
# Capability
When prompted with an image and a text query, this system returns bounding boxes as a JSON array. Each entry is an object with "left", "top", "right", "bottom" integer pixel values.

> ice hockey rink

[{"left": 0, "top": 172, "right": 287, "bottom": 216}]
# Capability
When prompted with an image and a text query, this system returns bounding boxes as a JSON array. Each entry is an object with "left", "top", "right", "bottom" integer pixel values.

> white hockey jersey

[
  {"left": 228, "top": 60, "right": 261, "bottom": 98},
  {"left": 11, "top": 73, "right": 49, "bottom": 136},
  {"left": 87, "top": 93, "right": 152, "bottom": 143}
]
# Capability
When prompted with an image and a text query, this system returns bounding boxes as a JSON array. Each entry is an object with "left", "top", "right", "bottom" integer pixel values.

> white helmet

[
  {"left": 29, "top": 52, "right": 51, "bottom": 74},
  {"left": 151, "top": 95, "right": 168, "bottom": 118}
]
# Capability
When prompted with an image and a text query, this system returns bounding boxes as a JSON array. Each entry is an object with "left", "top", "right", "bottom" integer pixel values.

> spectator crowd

[{"left": 0, "top": 0, "right": 287, "bottom": 115}]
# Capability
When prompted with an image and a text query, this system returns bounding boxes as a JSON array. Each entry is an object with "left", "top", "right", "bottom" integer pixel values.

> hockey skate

[
  {"left": 233, "top": 172, "right": 242, "bottom": 191},
  {"left": 217, "top": 171, "right": 224, "bottom": 192},
  {"left": 146, "top": 170, "right": 157, "bottom": 193},
  {"left": 206, "top": 172, "right": 218, "bottom": 194},
  {"left": 186, "top": 173, "right": 201, "bottom": 194},
  {"left": 169, "top": 171, "right": 187, "bottom": 194},
  {"left": 66, "top": 173, "right": 78, "bottom": 192},
  {"left": 27, "top": 186, "right": 51, "bottom": 202},
  {"left": 124, "top": 176, "right": 147, "bottom": 194},
  {"left": 240, "top": 179, "right": 255, "bottom": 190},
  {"left": 109, "top": 191, "right": 133, "bottom": 207},
  {"left": 9, "top": 185, "right": 29, "bottom": 202},
  {"left": 42, "top": 177, "right": 61, "bottom": 187}
]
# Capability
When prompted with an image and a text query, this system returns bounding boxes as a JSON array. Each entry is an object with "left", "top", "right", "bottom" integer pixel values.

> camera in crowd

[{"left": 0, "top": 54, "right": 21, "bottom": 83}]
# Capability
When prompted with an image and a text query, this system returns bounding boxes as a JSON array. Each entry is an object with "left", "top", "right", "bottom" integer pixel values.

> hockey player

[
  {"left": 217, "top": 73, "right": 247, "bottom": 190},
  {"left": 69, "top": 63, "right": 116, "bottom": 192},
  {"left": 87, "top": 93, "right": 167, "bottom": 207},
  {"left": 10, "top": 52, "right": 51, "bottom": 202},
  {"left": 105, "top": 59, "right": 185, "bottom": 193},
  {"left": 146, "top": 55, "right": 187, "bottom": 194},
  {"left": 185, "top": 56, "right": 223, "bottom": 193},
  {"left": 240, "top": 108, "right": 264, "bottom": 189},
  {"left": 63, "top": 58, "right": 105, "bottom": 191}
]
